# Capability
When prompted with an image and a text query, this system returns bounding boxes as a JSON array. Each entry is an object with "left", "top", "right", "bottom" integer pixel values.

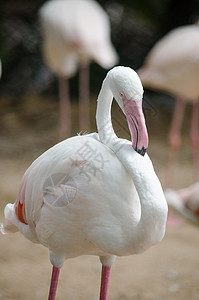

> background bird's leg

[
  {"left": 48, "top": 266, "right": 60, "bottom": 300},
  {"left": 79, "top": 60, "right": 90, "bottom": 132},
  {"left": 99, "top": 265, "right": 111, "bottom": 300},
  {"left": 166, "top": 97, "right": 185, "bottom": 188},
  {"left": 190, "top": 101, "right": 199, "bottom": 180},
  {"left": 58, "top": 75, "right": 71, "bottom": 139}
]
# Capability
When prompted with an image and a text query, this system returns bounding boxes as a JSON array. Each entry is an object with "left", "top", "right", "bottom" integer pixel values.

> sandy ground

[{"left": 0, "top": 95, "right": 199, "bottom": 300}]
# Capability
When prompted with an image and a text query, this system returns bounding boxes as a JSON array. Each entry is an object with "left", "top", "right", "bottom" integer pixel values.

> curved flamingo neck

[
  {"left": 96, "top": 78, "right": 118, "bottom": 148},
  {"left": 117, "top": 146, "right": 168, "bottom": 252},
  {"left": 96, "top": 78, "right": 167, "bottom": 252}
]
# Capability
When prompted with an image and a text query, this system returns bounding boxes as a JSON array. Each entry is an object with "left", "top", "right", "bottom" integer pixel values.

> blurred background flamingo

[
  {"left": 39, "top": 0, "right": 118, "bottom": 138},
  {"left": 138, "top": 23, "right": 199, "bottom": 188},
  {"left": 165, "top": 181, "right": 199, "bottom": 225}
]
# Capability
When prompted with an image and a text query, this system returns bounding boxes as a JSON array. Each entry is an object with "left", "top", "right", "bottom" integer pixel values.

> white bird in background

[
  {"left": 165, "top": 182, "right": 199, "bottom": 225},
  {"left": 1, "top": 66, "right": 168, "bottom": 300},
  {"left": 138, "top": 23, "right": 199, "bottom": 188},
  {"left": 39, "top": 0, "right": 118, "bottom": 138}
]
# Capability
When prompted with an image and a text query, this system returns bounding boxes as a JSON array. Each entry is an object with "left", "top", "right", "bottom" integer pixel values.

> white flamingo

[
  {"left": 1, "top": 66, "right": 168, "bottom": 300},
  {"left": 39, "top": 0, "right": 118, "bottom": 138},
  {"left": 165, "top": 182, "right": 199, "bottom": 225},
  {"left": 138, "top": 23, "right": 199, "bottom": 187}
]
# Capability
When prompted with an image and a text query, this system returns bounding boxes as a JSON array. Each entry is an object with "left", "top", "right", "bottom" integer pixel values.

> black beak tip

[{"left": 137, "top": 147, "right": 147, "bottom": 156}]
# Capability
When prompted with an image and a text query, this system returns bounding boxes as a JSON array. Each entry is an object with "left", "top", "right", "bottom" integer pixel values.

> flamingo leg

[
  {"left": 99, "top": 265, "right": 111, "bottom": 300},
  {"left": 48, "top": 266, "right": 60, "bottom": 300},
  {"left": 166, "top": 97, "right": 185, "bottom": 188},
  {"left": 79, "top": 60, "right": 90, "bottom": 131},
  {"left": 58, "top": 75, "right": 71, "bottom": 139},
  {"left": 190, "top": 101, "right": 199, "bottom": 180},
  {"left": 166, "top": 97, "right": 186, "bottom": 227}
]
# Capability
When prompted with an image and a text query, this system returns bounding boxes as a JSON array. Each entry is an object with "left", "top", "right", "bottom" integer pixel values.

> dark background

[{"left": 1, "top": 0, "right": 199, "bottom": 99}]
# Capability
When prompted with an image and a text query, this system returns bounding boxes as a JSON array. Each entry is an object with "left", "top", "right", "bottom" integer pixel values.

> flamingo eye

[{"left": 120, "top": 92, "right": 124, "bottom": 97}]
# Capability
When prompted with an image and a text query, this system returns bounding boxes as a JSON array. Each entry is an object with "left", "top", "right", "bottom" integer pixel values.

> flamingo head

[{"left": 107, "top": 66, "right": 148, "bottom": 156}]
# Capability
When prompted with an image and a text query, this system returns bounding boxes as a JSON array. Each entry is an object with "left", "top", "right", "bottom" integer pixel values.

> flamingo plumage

[
  {"left": 138, "top": 23, "right": 199, "bottom": 187},
  {"left": 165, "top": 182, "right": 199, "bottom": 225},
  {"left": 39, "top": 0, "right": 118, "bottom": 138},
  {"left": 1, "top": 66, "right": 168, "bottom": 300}
]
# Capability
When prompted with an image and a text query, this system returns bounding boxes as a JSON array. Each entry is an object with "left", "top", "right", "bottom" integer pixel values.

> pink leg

[
  {"left": 190, "top": 101, "right": 199, "bottom": 180},
  {"left": 99, "top": 265, "right": 111, "bottom": 300},
  {"left": 166, "top": 97, "right": 186, "bottom": 188},
  {"left": 58, "top": 75, "right": 71, "bottom": 139},
  {"left": 166, "top": 97, "right": 185, "bottom": 227},
  {"left": 48, "top": 266, "right": 60, "bottom": 300},
  {"left": 79, "top": 60, "right": 90, "bottom": 131}
]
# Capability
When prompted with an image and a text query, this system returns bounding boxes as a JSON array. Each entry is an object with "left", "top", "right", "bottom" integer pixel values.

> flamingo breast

[{"left": 15, "top": 134, "right": 140, "bottom": 258}]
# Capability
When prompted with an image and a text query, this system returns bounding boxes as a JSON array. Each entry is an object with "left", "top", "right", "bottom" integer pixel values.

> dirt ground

[{"left": 0, "top": 95, "right": 199, "bottom": 300}]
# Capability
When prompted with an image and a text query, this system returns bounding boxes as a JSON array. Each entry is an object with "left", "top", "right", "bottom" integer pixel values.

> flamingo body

[
  {"left": 40, "top": 0, "right": 118, "bottom": 77},
  {"left": 39, "top": 0, "right": 118, "bottom": 137},
  {"left": 3, "top": 134, "right": 155, "bottom": 263},
  {"left": 139, "top": 24, "right": 199, "bottom": 101},
  {"left": 1, "top": 66, "right": 167, "bottom": 299},
  {"left": 138, "top": 24, "right": 199, "bottom": 186}
]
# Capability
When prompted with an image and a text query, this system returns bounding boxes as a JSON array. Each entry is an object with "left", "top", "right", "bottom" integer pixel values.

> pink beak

[{"left": 123, "top": 98, "right": 148, "bottom": 156}]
